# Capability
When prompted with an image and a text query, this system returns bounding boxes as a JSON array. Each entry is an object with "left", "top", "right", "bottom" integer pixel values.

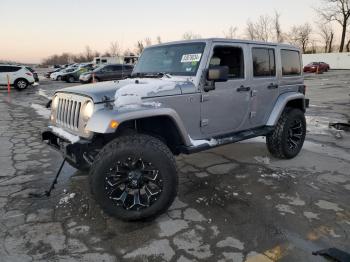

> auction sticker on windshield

[{"left": 181, "top": 53, "right": 202, "bottom": 63}]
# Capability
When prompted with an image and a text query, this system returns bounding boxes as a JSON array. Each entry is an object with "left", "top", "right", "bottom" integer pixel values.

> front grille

[
  {"left": 54, "top": 93, "right": 90, "bottom": 135},
  {"left": 56, "top": 98, "right": 81, "bottom": 130}
]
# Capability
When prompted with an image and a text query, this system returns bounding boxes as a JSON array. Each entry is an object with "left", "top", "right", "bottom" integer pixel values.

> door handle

[
  {"left": 237, "top": 85, "right": 251, "bottom": 92},
  {"left": 267, "top": 83, "right": 278, "bottom": 89}
]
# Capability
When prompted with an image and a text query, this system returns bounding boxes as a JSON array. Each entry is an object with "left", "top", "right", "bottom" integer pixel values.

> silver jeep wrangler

[{"left": 43, "top": 38, "right": 308, "bottom": 221}]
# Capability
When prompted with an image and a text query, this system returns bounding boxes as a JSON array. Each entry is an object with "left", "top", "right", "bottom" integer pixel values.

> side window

[
  {"left": 209, "top": 46, "right": 244, "bottom": 79},
  {"left": 252, "top": 48, "right": 276, "bottom": 77},
  {"left": 0, "top": 66, "right": 7, "bottom": 73},
  {"left": 8, "top": 66, "right": 21, "bottom": 72},
  {"left": 281, "top": 50, "right": 301, "bottom": 76},
  {"left": 103, "top": 66, "right": 113, "bottom": 72},
  {"left": 112, "top": 65, "right": 122, "bottom": 71}
]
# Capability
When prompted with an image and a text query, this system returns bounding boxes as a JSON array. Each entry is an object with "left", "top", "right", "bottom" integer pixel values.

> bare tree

[
  {"left": 246, "top": 20, "right": 256, "bottom": 40},
  {"left": 288, "top": 23, "right": 313, "bottom": 53},
  {"left": 224, "top": 26, "right": 238, "bottom": 39},
  {"left": 245, "top": 15, "right": 273, "bottom": 42},
  {"left": 182, "top": 31, "right": 201, "bottom": 40},
  {"left": 84, "top": 45, "right": 95, "bottom": 61},
  {"left": 316, "top": 0, "right": 350, "bottom": 52},
  {"left": 156, "top": 36, "right": 162, "bottom": 44},
  {"left": 318, "top": 23, "right": 335, "bottom": 52},
  {"left": 110, "top": 41, "right": 121, "bottom": 57},
  {"left": 136, "top": 41, "right": 144, "bottom": 55},
  {"left": 273, "top": 11, "right": 284, "bottom": 42}
]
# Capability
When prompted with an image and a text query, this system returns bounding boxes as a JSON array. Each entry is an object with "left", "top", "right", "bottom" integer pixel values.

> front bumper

[{"left": 42, "top": 129, "right": 91, "bottom": 170}]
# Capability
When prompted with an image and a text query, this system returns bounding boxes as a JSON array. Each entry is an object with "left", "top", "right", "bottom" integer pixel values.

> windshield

[{"left": 133, "top": 42, "right": 206, "bottom": 76}]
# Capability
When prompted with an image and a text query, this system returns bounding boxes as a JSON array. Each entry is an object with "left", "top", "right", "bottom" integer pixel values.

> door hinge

[
  {"left": 201, "top": 94, "right": 210, "bottom": 102},
  {"left": 201, "top": 119, "right": 209, "bottom": 127},
  {"left": 250, "top": 112, "right": 256, "bottom": 118},
  {"left": 251, "top": 90, "right": 258, "bottom": 97}
]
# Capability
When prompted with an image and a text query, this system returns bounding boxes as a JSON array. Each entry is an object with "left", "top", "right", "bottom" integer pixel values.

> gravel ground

[{"left": 0, "top": 70, "right": 349, "bottom": 262}]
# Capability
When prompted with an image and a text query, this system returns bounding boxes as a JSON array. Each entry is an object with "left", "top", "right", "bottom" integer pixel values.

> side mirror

[{"left": 207, "top": 66, "right": 229, "bottom": 82}]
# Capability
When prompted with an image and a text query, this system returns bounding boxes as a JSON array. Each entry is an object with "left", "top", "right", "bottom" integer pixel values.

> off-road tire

[
  {"left": 266, "top": 108, "right": 306, "bottom": 159},
  {"left": 90, "top": 134, "right": 178, "bottom": 221},
  {"left": 14, "top": 78, "right": 28, "bottom": 90}
]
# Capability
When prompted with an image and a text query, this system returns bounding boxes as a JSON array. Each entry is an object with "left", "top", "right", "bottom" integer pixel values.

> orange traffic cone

[{"left": 7, "top": 74, "right": 10, "bottom": 93}]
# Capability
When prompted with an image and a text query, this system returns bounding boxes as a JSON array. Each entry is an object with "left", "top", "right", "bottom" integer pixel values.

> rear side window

[
  {"left": 252, "top": 48, "right": 276, "bottom": 77},
  {"left": 281, "top": 50, "right": 301, "bottom": 76},
  {"left": 0, "top": 66, "right": 20, "bottom": 72},
  {"left": 112, "top": 65, "right": 122, "bottom": 71},
  {"left": 8, "top": 66, "right": 21, "bottom": 72},
  {"left": 123, "top": 65, "right": 133, "bottom": 70}
]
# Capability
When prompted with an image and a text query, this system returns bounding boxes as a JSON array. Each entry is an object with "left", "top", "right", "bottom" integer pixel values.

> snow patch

[
  {"left": 114, "top": 78, "right": 177, "bottom": 107},
  {"left": 31, "top": 103, "right": 50, "bottom": 119},
  {"left": 59, "top": 193, "right": 76, "bottom": 205},
  {"left": 254, "top": 156, "right": 270, "bottom": 165},
  {"left": 38, "top": 89, "right": 51, "bottom": 99},
  {"left": 49, "top": 126, "right": 80, "bottom": 144},
  {"left": 189, "top": 136, "right": 218, "bottom": 147}
]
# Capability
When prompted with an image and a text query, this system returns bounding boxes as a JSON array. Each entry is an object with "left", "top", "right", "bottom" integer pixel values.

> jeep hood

[{"left": 57, "top": 78, "right": 196, "bottom": 104}]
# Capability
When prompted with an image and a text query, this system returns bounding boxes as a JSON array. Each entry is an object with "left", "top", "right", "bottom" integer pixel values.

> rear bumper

[{"left": 42, "top": 129, "right": 91, "bottom": 170}]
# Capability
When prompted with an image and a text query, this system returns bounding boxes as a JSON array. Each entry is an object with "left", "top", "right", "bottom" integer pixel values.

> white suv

[{"left": 0, "top": 65, "right": 35, "bottom": 90}]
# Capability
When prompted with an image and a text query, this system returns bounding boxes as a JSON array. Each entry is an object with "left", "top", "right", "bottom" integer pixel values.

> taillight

[{"left": 26, "top": 72, "right": 32, "bottom": 76}]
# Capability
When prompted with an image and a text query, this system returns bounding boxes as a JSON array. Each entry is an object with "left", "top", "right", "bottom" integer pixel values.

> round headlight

[
  {"left": 83, "top": 101, "right": 94, "bottom": 120},
  {"left": 52, "top": 95, "right": 59, "bottom": 110}
]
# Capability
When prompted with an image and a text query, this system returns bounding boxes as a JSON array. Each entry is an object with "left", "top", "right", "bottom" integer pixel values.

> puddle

[{"left": 329, "top": 122, "right": 350, "bottom": 132}]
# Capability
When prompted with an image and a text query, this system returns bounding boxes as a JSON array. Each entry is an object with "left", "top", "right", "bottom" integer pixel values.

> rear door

[
  {"left": 0, "top": 66, "right": 7, "bottom": 85},
  {"left": 111, "top": 65, "right": 123, "bottom": 80},
  {"left": 248, "top": 45, "right": 278, "bottom": 127},
  {"left": 200, "top": 42, "right": 251, "bottom": 136}
]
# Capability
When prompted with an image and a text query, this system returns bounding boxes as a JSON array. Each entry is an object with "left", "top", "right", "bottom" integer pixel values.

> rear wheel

[
  {"left": 266, "top": 108, "right": 306, "bottom": 159},
  {"left": 14, "top": 79, "right": 28, "bottom": 90},
  {"left": 90, "top": 134, "right": 178, "bottom": 221},
  {"left": 68, "top": 76, "right": 75, "bottom": 83}
]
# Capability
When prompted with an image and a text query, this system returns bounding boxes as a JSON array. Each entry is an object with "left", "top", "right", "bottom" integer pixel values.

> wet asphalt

[{"left": 0, "top": 70, "right": 349, "bottom": 262}]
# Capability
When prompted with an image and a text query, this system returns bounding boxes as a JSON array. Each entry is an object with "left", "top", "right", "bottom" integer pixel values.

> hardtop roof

[{"left": 146, "top": 38, "right": 300, "bottom": 51}]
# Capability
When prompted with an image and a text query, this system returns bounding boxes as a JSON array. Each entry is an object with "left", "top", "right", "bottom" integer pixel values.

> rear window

[
  {"left": 252, "top": 48, "right": 276, "bottom": 77},
  {"left": 281, "top": 50, "right": 301, "bottom": 76}
]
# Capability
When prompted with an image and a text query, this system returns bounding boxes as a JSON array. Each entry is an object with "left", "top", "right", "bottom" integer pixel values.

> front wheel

[
  {"left": 266, "top": 108, "right": 306, "bottom": 159},
  {"left": 90, "top": 134, "right": 178, "bottom": 221},
  {"left": 57, "top": 76, "right": 62, "bottom": 81}
]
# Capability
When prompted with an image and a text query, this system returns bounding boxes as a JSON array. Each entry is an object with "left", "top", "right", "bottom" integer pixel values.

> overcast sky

[{"left": 0, "top": 0, "right": 324, "bottom": 63}]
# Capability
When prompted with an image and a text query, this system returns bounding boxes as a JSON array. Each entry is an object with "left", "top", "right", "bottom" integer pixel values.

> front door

[
  {"left": 248, "top": 46, "right": 279, "bottom": 127},
  {"left": 200, "top": 43, "right": 250, "bottom": 136}
]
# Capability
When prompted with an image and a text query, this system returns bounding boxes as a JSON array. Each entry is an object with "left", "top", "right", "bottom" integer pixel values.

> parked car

[
  {"left": 25, "top": 67, "right": 39, "bottom": 82},
  {"left": 303, "top": 62, "right": 330, "bottom": 73},
  {"left": 79, "top": 64, "right": 133, "bottom": 83},
  {"left": 43, "top": 38, "right": 309, "bottom": 221},
  {"left": 0, "top": 65, "right": 35, "bottom": 89},
  {"left": 45, "top": 68, "right": 61, "bottom": 78},
  {"left": 61, "top": 67, "right": 91, "bottom": 83},
  {"left": 50, "top": 68, "right": 75, "bottom": 81}
]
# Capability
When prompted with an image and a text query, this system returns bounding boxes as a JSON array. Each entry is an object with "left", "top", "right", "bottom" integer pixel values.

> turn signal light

[{"left": 110, "top": 120, "right": 119, "bottom": 129}]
